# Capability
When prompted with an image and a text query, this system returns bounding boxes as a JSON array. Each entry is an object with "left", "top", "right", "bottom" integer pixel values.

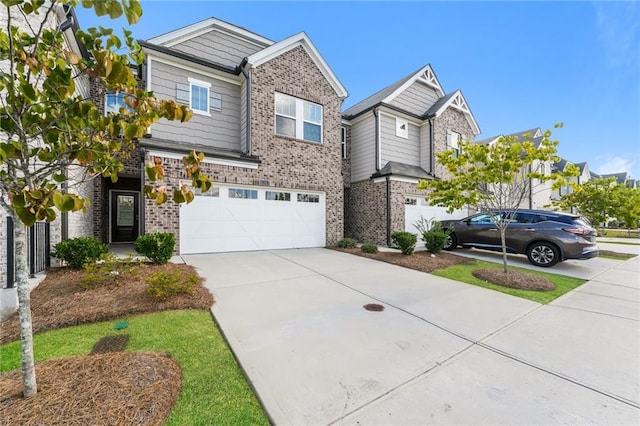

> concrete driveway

[{"left": 183, "top": 248, "right": 639, "bottom": 425}]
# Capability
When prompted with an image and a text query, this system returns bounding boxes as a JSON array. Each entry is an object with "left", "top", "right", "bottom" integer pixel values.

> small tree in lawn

[
  {"left": 0, "top": 0, "right": 211, "bottom": 398},
  {"left": 615, "top": 186, "right": 640, "bottom": 233},
  {"left": 417, "top": 125, "right": 576, "bottom": 272}
]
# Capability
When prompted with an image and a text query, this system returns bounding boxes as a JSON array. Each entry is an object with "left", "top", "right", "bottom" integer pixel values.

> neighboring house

[
  {"left": 90, "top": 18, "right": 348, "bottom": 254},
  {"left": 598, "top": 171, "right": 637, "bottom": 189},
  {"left": 341, "top": 65, "right": 480, "bottom": 245},
  {"left": 477, "top": 127, "right": 555, "bottom": 210}
]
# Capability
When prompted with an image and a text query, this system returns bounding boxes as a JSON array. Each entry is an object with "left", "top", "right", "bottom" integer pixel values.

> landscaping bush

[
  {"left": 337, "top": 237, "right": 358, "bottom": 248},
  {"left": 81, "top": 252, "right": 140, "bottom": 287},
  {"left": 51, "top": 237, "right": 109, "bottom": 268},
  {"left": 423, "top": 230, "right": 447, "bottom": 254},
  {"left": 146, "top": 270, "right": 199, "bottom": 300},
  {"left": 134, "top": 233, "right": 176, "bottom": 264},
  {"left": 391, "top": 231, "right": 417, "bottom": 255},
  {"left": 360, "top": 243, "right": 378, "bottom": 254}
]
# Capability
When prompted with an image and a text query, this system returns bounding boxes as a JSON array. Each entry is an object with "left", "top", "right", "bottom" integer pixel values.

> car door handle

[{"left": 525, "top": 228, "right": 536, "bottom": 231}]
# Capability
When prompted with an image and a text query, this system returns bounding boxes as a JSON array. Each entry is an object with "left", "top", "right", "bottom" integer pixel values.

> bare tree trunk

[
  {"left": 14, "top": 218, "right": 37, "bottom": 397},
  {"left": 500, "top": 228, "right": 508, "bottom": 273}
]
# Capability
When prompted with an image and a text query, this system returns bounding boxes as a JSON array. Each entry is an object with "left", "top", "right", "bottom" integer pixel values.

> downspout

[
  {"left": 373, "top": 108, "right": 380, "bottom": 172},
  {"left": 61, "top": 162, "right": 68, "bottom": 241},
  {"left": 140, "top": 148, "right": 146, "bottom": 236},
  {"left": 240, "top": 58, "right": 252, "bottom": 156},
  {"left": 386, "top": 176, "right": 391, "bottom": 246},
  {"left": 428, "top": 117, "right": 435, "bottom": 174}
]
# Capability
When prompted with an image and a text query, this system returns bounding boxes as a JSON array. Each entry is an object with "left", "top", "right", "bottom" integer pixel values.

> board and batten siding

[
  {"left": 240, "top": 78, "right": 247, "bottom": 153},
  {"left": 419, "top": 121, "right": 432, "bottom": 173},
  {"left": 149, "top": 60, "right": 242, "bottom": 151},
  {"left": 350, "top": 114, "right": 377, "bottom": 182},
  {"left": 389, "top": 81, "right": 440, "bottom": 116},
  {"left": 170, "top": 29, "right": 266, "bottom": 67},
  {"left": 380, "top": 114, "right": 420, "bottom": 168}
]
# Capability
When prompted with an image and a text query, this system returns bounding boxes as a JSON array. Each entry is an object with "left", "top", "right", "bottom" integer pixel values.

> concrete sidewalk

[{"left": 184, "top": 249, "right": 639, "bottom": 425}]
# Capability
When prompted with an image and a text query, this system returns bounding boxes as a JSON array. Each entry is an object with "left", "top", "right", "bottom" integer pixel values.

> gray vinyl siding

[
  {"left": 419, "top": 122, "right": 431, "bottom": 173},
  {"left": 350, "top": 114, "right": 377, "bottom": 182},
  {"left": 149, "top": 60, "right": 241, "bottom": 151},
  {"left": 170, "top": 29, "right": 265, "bottom": 67},
  {"left": 240, "top": 78, "right": 247, "bottom": 153},
  {"left": 380, "top": 114, "right": 420, "bottom": 168},
  {"left": 389, "top": 81, "right": 440, "bottom": 116}
]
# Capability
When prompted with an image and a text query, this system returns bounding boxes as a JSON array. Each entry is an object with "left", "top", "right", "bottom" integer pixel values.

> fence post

[
  {"left": 7, "top": 217, "right": 14, "bottom": 289},
  {"left": 29, "top": 224, "right": 35, "bottom": 278}
]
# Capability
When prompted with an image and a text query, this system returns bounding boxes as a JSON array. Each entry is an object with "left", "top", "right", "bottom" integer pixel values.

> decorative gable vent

[
  {"left": 450, "top": 92, "right": 471, "bottom": 115},
  {"left": 418, "top": 67, "right": 443, "bottom": 95}
]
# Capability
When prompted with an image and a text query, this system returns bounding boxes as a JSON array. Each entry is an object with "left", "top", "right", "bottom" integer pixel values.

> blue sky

[{"left": 76, "top": 1, "right": 640, "bottom": 178}]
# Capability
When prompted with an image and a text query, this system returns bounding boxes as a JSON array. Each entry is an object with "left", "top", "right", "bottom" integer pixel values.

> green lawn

[
  {"left": 0, "top": 310, "right": 269, "bottom": 425},
  {"left": 432, "top": 260, "right": 586, "bottom": 304},
  {"left": 598, "top": 230, "right": 640, "bottom": 239}
]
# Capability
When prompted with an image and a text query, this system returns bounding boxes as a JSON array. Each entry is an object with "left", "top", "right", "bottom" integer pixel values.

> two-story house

[
  {"left": 92, "top": 18, "right": 348, "bottom": 254},
  {"left": 341, "top": 65, "right": 480, "bottom": 245}
]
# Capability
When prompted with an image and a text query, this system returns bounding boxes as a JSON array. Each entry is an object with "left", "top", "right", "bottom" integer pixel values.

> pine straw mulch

[
  {"left": 333, "top": 247, "right": 555, "bottom": 291},
  {"left": 0, "top": 263, "right": 214, "bottom": 345},
  {"left": 472, "top": 268, "right": 556, "bottom": 291},
  {"left": 332, "top": 247, "right": 475, "bottom": 272},
  {"left": 0, "top": 352, "right": 181, "bottom": 426}
]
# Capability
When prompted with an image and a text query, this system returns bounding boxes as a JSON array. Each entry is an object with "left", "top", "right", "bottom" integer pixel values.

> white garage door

[
  {"left": 180, "top": 185, "right": 326, "bottom": 254},
  {"left": 404, "top": 197, "right": 468, "bottom": 235}
]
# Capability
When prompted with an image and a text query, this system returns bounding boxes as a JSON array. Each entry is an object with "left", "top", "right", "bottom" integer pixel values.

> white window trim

[
  {"left": 188, "top": 77, "right": 211, "bottom": 116},
  {"left": 275, "top": 92, "right": 323, "bottom": 144},
  {"left": 104, "top": 92, "right": 132, "bottom": 115},
  {"left": 447, "top": 130, "right": 461, "bottom": 156}
]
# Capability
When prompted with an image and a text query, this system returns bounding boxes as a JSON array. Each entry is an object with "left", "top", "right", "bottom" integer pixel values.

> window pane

[
  {"left": 229, "top": 188, "right": 257, "bottom": 199},
  {"left": 266, "top": 191, "right": 291, "bottom": 201},
  {"left": 297, "top": 193, "right": 319, "bottom": 203},
  {"left": 192, "top": 85, "right": 208, "bottom": 112},
  {"left": 276, "top": 115, "right": 296, "bottom": 138},
  {"left": 106, "top": 92, "right": 132, "bottom": 114},
  {"left": 276, "top": 94, "right": 296, "bottom": 117},
  {"left": 303, "top": 122, "right": 321, "bottom": 143},
  {"left": 304, "top": 102, "right": 322, "bottom": 123}
]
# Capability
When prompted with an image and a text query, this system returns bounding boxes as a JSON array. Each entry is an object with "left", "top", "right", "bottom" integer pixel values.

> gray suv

[{"left": 439, "top": 209, "right": 599, "bottom": 267}]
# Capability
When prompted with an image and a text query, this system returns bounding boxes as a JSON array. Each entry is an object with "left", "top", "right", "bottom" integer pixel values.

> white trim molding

[
  {"left": 146, "top": 149, "right": 260, "bottom": 169},
  {"left": 430, "top": 90, "right": 481, "bottom": 135},
  {"left": 382, "top": 64, "right": 445, "bottom": 103}
]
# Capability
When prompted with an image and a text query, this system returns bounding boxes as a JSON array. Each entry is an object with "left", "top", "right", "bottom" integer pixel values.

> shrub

[
  {"left": 423, "top": 230, "right": 447, "bottom": 254},
  {"left": 146, "top": 270, "right": 199, "bottom": 300},
  {"left": 391, "top": 231, "right": 417, "bottom": 255},
  {"left": 360, "top": 243, "right": 378, "bottom": 254},
  {"left": 51, "top": 237, "right": 109, "bottom": 268},
  {"left": 134, "top": 233, "right": 176, "bottom": 264},
  {"left": 337, "top": 237, "right": 358, "bottom": 248},
  {"left": 81, "top": 252, "right": 140, "bottom": 287}
]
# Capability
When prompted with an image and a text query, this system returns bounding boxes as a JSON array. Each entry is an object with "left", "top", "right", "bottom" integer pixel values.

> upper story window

[
  {"left": 341, "top": 127, "right": 347, "bottom": 159},
  {"left": 275, "top": 92, "right": 323, "bottom": 143},
  {"left": 188, "top": 77, "right": 211, "bottom": 116},
  {"left": 105, "top": 92, "right": 133, "bottom": 115},
  {"left": 396, "top": 118, "right": 408, "bottom": 139},
  {"left": 447, "top": 130, "right": 461, "bottom": 158}
]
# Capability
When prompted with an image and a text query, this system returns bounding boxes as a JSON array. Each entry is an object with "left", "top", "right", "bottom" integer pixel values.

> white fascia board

[
  {"left": 378, "top": 108, "right": 422, "bottom": 127},
  {"left": 372, "top": 176, "right": 421, "bottom": 184},
  {"left": 432, "top": 90, "right": 481, "bottom": 135},
  {"left": 144, "top": 50, "right": 242, "bottom": 86},
  {"left": 382, "top": 64, "right": 445, "bottom": 104},
  {"left": 146, "top": 149, "right": 259, "bottom": 169},
  {"left": 148, "top": 17, "right": 273, "bottom": 48},
  {"left": 247, "top": 32, "right": 348, "bottom": 99}
]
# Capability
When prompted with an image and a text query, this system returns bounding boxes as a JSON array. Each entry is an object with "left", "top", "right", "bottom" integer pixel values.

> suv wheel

[
  {"left": 527, "top": 242, "right": 560, "bottom": 267},
  {"left": 444, "top": 233, "right": 458, "bottom": 251}
]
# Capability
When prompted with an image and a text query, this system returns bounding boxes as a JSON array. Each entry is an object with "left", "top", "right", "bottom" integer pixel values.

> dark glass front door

[{"left": 111, "top": 191, "right": 139, "bottom": 243}]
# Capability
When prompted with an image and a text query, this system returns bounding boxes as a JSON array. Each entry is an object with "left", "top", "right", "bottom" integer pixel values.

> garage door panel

[
  {"left": 405, "top": 203, "right": 468, "bottom": 235},
  {"left": 180, "top": 186, "right": 325, "bottom": 254}
]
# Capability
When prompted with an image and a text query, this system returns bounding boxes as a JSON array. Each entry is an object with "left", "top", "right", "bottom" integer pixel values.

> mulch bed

[
  {"left": 332, "top": 247, "right": 475, "bottom": 272},
  {"left": 472, "top": 268, "right": 556, "bottom": 291},
  {"left": 0, "top": 263, "right": 214, "bottom": 345},
  {"left": 0, "top": 352, "right": 181, "bottom": 425}
]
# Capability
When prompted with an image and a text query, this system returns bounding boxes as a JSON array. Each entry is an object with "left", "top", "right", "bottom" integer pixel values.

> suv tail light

[{"left": 563, "top": 227, "right": 591, "bottom": 236}]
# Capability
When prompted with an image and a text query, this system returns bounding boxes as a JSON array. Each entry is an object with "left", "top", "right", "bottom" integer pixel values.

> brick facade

[
  {"left": 432, "top": 108, "right": 475, "bottom": 179},
  {"left": 345, "top": 179, "right": 387, "bottom": 245}
]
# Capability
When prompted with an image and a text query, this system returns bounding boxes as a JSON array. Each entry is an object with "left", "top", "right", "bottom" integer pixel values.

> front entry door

[{"left": 111, "top": 191, "right": 139, "bottom": 243}]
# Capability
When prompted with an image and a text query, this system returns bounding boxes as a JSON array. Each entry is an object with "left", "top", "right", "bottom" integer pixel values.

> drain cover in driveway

[{"left": 363, "top": 303, "right": 384, "bottom": 312}]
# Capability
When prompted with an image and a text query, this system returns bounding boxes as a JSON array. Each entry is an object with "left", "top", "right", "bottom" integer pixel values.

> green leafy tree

[
  {"left": 551, "top": 177, "right": 618, "bottom": 228},
  {"left": 418, "top": 126, "right": 576, "bottom": 272},
  {"left": 0, "top": 0, "right": 211, "bottom": 397},
  {"left": 616, "top": 187, "right": 640, "bottom": 231}
]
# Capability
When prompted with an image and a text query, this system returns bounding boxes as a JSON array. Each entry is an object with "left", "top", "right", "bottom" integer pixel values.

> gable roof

[
  {"left": 424, "top": 90, "right": 480, "bottom": 135},
  {"left": 371, "top": 161, "right": 432, "bottom": 180},
  {"left": 246, "top": 32, "right": 348, "bottom": 99},
  {"left": 476, "top": 127, "right": 543, "bottom": 147},
  {"left": 574, "top": 161, "right": 588, "bottom": 174},
  {"left": 148, "top": 17, "right": 273, "bottom": 48},
  {"left": 343, "top": 64, "right": 444, "bottom": 117},
  {"left": 600, "top": 172, "right": 629, "bottom": 185}
]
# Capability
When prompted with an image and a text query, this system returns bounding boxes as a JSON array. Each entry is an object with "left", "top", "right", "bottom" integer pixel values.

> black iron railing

[{"left": 4, "top": 218, "right": 50, "bottom": 288}]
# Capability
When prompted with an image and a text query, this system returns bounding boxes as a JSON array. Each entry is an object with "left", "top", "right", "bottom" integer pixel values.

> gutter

[
  {"left": 240, "top": 57, "right": 252, "bottom": 156},
  {"left": 138, "top": 40, "right": 239, "bottom": 75}
]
